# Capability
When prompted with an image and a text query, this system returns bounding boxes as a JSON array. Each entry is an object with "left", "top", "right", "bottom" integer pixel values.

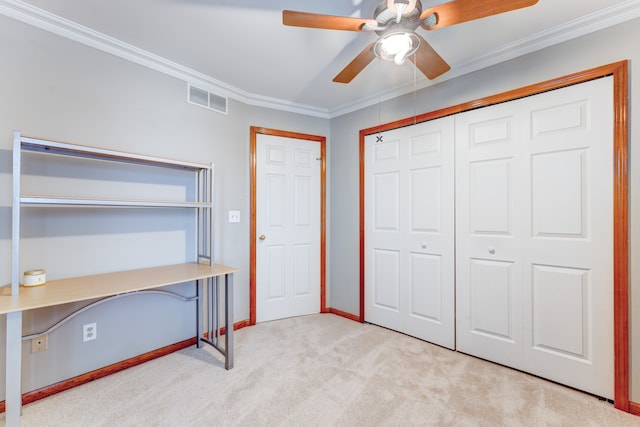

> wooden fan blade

[
  {"left": 420, "top": 0, "right": 538, "bottom": 30},
  {"left": 283, "top": 10, "right": 376, "bottom": 31},
  {"left": 409, "top": 35, "right": 451, "bottom": 80},
  {"left": 333, "top": 43, "right": 376, "bottom": 83}
]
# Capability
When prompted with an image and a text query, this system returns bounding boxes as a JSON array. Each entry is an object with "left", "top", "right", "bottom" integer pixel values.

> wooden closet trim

[
  {"left": 358, "top": 60, "right": 629, "bottom": 411},
  {"left": 249, "top": 126, "right": 328, "bottom": 326}
]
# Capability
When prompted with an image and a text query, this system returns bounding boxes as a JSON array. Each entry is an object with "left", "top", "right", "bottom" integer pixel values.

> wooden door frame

[
  {"left": 359, "top": 61, "right": 629, "bottom": 411},
  {"left": 249, "top": 126, "right": 327, "bottom": 326}
]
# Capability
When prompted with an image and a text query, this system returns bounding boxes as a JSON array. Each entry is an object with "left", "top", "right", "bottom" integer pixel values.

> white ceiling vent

[{"left": 188, "top": 84, "right": 228, "bottom": 114}]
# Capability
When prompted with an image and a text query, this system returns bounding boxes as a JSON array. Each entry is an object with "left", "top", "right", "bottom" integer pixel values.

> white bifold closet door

[
  {"left": 364, "top": 116, "right": 455, "bottom": 349},
  {"left": 455, "top": 76, "right": 614, "bottom": 399}
]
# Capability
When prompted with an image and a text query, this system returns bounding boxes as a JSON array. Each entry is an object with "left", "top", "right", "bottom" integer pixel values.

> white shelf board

[
  {"left": 20, "top": 195, "right": 212, "bottom": 208},
  {"left": 20, "top": 135, "right": 211, "bottom": 170}
]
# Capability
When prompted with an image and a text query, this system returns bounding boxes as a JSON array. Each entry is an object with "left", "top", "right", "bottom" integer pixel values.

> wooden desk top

[{"left": 0, "top": 263, "right": 238, "bottom": 314}]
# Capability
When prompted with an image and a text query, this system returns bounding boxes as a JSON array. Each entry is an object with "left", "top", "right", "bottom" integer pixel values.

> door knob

[{"left": 259, "top": 234, "right": 266, "bottom": 241}]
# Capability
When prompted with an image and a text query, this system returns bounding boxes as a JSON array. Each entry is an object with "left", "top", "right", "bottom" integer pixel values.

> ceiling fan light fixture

[{"left": 374, "top": 31, "right": 420, "bottom": 65}]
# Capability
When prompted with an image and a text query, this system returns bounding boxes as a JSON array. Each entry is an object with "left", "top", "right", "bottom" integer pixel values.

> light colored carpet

[{"left": 4, "top": 314, "right": 640, "bottom": 426}]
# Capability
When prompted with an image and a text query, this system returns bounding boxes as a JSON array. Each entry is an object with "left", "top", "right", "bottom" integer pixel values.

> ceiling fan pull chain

[
  {"left": 377, "top": 57, "right": 383, "bottom": 138},
  {"left": 413, "top": 51, "right": 417, "bottom": 125}
]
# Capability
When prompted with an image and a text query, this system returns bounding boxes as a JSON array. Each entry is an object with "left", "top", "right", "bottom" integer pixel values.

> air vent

[{"left": 187, "top": 84, "right": 228, "bottom": 114}]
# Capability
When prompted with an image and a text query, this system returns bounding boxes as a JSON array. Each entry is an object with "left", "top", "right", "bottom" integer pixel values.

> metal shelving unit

[
  {"left": 11, "top": 131, "right": 214, "bottom": 295},
  {"left": 3, "top": 131, "right": 235, "bottom": 427}
]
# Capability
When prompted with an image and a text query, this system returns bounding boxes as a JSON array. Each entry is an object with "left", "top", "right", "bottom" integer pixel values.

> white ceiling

[{"left": 4, "top": 0, "right": 640, "bottom": 117}]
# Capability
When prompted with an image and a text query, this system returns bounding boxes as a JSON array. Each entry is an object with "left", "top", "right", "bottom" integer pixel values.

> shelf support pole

[
  {"left": 12, "top": 131, "right": 21, "bottom": 296},
  {"left": 6, "top": 311, "right": 23, "bottom": 427},
  {"left": 224, "top": 273, "right": 234, "bottom": 370},
  {"left": 196, "top": 279, "right": 204, "bottom": 349}
]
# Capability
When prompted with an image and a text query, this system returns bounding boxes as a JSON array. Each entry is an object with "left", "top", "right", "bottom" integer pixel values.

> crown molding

[
  {"left": 1, "top": 0, "right": 639, "bottom": 119},
  {"left": 0, "top": 0, "right": 333, "bottom": 119}
]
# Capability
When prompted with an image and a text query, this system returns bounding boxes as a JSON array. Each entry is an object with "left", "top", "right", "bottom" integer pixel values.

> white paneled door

[
  {"left": 256, "top": 134, "right": 321, "bottom": 322},
  {"left": 454, "top": 99, "right": 527, "bottom": 369},
  {"left": 456, "top": 77, "right": 614, "bottom": 398},
  {"left": 365, "top": 116, "right": 455, "bottom": 349}
]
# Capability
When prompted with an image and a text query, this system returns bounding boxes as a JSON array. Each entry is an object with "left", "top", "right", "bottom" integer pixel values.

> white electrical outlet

[
  {"left": 83, "top": 323, "right": 97, "bottom": 342},
  {"left": 31, "top": 334, "right": 48, "bottom": 353}
]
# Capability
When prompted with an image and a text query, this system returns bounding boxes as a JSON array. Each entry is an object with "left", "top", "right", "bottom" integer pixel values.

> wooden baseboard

[
  {"left": 219, "top": 319, "right": 250, "bottom": 336},
  {"left": 328, "top": 307, "right": 361, "bottom": 322},
  {"left": 629, "top": 401, "right": 640, "bottom": 416},
  {"left": 0, "top": 320, "right": 250, "bottom": 414}
]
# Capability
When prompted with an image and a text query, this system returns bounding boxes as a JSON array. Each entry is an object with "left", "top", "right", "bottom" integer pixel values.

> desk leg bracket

[{"left": 196, "top": 273, "right": 233, "bottom": 370}]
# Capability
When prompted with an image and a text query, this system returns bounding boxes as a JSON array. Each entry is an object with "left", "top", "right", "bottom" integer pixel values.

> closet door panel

[
  {"left": 469, "top": 258, "right": 514, "bottom": 339},
  {"left": 457, "top": 76, "right": 614, "bottom": 399},
  {"left": 455, "top": 103, "right": 526, "bottom": 369},
  {"left": 365, "top": 116, "right": 455, "bottom": 349},
  {"left": 522, "top": 77, "right": 614, "bottom": 399},
  {"left": 409, "top": 252, "right": 442, "bottom": 321},
  {"left": 470, "top": 158, "right": 512, "bottom": 235},
  {"left": 372, "top": 249, "right": 401, "bottom": 311},
  {"left": 530, "top": 264, "right": 589, "bottom": 356}
]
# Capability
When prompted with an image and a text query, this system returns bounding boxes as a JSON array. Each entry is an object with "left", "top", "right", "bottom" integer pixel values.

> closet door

[
  {"left": 522, "top": 77, "right": 613, "bottom": 398},
  {"left": 456, "top": 77, "right": 614, "bottom": 398},
  {"left": 455, "top": 100, "right": 527, "bottom": 369},
  {"left": 364, "top": 116, "right": 455, "bottom": 349}
]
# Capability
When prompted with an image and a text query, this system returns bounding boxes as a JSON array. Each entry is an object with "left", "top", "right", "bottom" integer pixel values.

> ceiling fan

[{"left": 283, "top": 0, "right": 539, "bottom": 83}]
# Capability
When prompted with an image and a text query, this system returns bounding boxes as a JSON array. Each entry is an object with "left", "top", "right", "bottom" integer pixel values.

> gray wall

[
  {"left": 2, "top": 7, "right": 640, "bottom": 407},
  {"left": 0, "top": 15, "right": 329, "bottom": 397},
  {"left": 330, "top": 18, "right": 640, "bottom": 401}
]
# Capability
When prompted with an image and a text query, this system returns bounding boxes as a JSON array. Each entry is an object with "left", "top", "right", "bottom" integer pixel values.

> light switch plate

[{"left": 228, "top": 210, "right": 240, "bottom": 223}]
